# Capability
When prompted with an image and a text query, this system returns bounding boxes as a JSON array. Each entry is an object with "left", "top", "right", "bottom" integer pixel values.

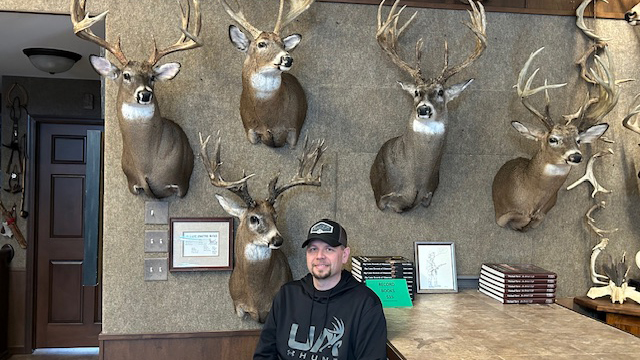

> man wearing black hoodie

[{"left": 253, "top": 219, "right": 388, "bottom": 360}]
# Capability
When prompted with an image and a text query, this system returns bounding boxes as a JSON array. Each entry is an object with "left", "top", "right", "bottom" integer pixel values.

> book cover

[
  {"left": 352, "top": 256, "right": 413, "bottom": 267},
  {"left": 352, "top": 266, "right": 414, "bottom": 276},
  {"left": 479, "top": 276, "right": 555, "bottom": 292},
  {"left": 478, "top": 287, "right": 555, "bottom": 304},
  {"left": 479, "top": 282, "right": 555, "bottom": 298},
  {"left": 352, "top": 272, "right": 414, "bottom": 282},
  {"left": 480, "top": 270, "right": 556, "bottom": 284},
  {"left": 481, "top": 263, "right": 557, "bottom": 279}
]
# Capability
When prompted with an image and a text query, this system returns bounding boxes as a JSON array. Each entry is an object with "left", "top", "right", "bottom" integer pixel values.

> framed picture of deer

[
  {"left": 169, "top": 218, "right": 234, "bottom": 272},
  {"left": 414, "top": 242, "right": 458, "bottom": 293}
]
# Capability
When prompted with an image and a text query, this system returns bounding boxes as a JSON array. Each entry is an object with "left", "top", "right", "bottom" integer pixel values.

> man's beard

[{"left": 311, "top": 266, "right": 331, "bottom": 280}]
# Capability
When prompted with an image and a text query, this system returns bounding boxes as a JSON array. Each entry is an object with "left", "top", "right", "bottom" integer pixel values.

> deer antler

[
  {"left": 274, "top": 0, "right": 315, "bottom": 35},
  {"left": 566, "top": 148, "right": 613, "bottom": 197},
  {"left": 148, "top": 0, "right": 203, "bottom": 65},
  {"left": 576, "top": 0, "right": 610, "bottom": 44},
  {"left": 435, "top": 0, "right": 487, "bottom": 84},
  {"left": 219, "top": 0, "right": 262, "bottom": 38},
  {"left": 515, "top": 47, "right": 567, "bottom": 130},
  {"left": 199, "top": 132, "right": 256, "bottom": 207},
  {"left": 590, "top": 237, "right": 609, "bottom": 285},
  {"left": 376, "top": 0, "right": 423, "bottom": 85},
  {"left": 585, "top": 200, "right": 618, "bottom": 237},
  {"left": 70, "top": 0, "right": 128, "bottom": 65},
  {"left": 267, "top": 135, "right": 326, "bottom": 204},
  {"left": 623, "top": 93, "right": 640, "bottom": 135}
]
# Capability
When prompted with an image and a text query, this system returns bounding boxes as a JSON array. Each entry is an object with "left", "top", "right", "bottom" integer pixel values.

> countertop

[{"left": 384, "top": 289, "right": 640, "bottom": 360}]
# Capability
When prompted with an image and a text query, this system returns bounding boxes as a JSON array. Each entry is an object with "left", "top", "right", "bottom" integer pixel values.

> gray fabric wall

[{"left": 2, "top": 0, "right": 640, "bottom": 335}]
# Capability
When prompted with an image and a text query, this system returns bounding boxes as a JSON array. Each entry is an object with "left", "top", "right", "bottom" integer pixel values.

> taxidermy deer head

[
  {"left": 370, "top": 0, "right": 486, "bottom": 213},
  {"left": 220, "top": 0, "right": 314, "bottom": 148},
  {"left": 71, "top": 0, "right": 203, "bottom": 198},
  {"left": 491, "top": 47, "right": 610, "bottom": 231},
  {"left": 199, "top": 132, "right": 325, "bottom": 323}
]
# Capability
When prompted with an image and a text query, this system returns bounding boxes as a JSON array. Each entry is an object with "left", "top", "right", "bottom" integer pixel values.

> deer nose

[
  {"left": 568, "top": 153, "right": 582, "bottom": 164},
  {"left": 626, "top": 11, "right": 636, "bottom": 22},
  {"left": 137, "top": 90, "right": 153, "bottom": 104},
  {"left": 417, "top": 105, "right": 432, "bottom": 118},
  {"left": 269, "top": 234, "right": 284, "bottom": 249},
  {"left": 281, "top": 55, "right": 293, "bottom": 68}
]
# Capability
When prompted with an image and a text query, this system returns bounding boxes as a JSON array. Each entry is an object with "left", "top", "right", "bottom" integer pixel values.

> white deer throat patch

[
  {"left": 251, "top": 72, "right": 282, "bottom": 100},
  {"left": 543, "top": 164, "right": 571, "bottom": 176},
  {"left": 121, "top": 103, "right": 155, "bottom": 121},
  {"left": 244, "top": 243, "right": 272, "bottom": 262},
  {"left": 413, "top": 119, "right": 445, "bottom": 135}
]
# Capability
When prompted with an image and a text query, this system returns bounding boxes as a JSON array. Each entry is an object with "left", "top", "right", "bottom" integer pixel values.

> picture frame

[
  {"left": 414, "top": 242, "right": 458, "bottom": 293},
  {"left": 169, "top": 217, "right": 233, "bottom": 272}
]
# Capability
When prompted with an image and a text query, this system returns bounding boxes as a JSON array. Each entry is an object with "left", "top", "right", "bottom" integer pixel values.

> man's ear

[{"left": 341, "top": 247, "right": 351, "bottom": 264}]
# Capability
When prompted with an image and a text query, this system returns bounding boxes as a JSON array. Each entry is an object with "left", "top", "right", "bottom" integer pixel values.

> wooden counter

[
  {"left": 384, "top": 289, "right": 640, "bottom": 360},
  {"left": 573, "top": 296, "right": 640, "bottom": 336}
]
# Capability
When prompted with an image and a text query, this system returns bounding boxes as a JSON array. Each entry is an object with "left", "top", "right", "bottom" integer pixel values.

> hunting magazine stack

[
  {"left": 478, "top": 263, "right": 557, "bottom": 304},
  {"left": 351, "top": 256, "right": 415, "bottom": 300}
]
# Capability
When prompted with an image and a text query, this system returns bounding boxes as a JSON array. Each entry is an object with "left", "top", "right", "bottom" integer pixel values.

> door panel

[{"left": 35, "top": 122, "right": 103, "bottom": 348}]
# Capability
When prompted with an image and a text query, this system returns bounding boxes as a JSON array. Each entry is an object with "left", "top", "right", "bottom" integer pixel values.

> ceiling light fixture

[{"left": 22, "top": 48, "right": 82, "bottom": 75}]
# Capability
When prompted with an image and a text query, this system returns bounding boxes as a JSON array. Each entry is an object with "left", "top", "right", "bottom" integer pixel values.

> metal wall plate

[
  {"left": 144, "top": 258, "right": 168, "bottom": 281},
  {"left": 145, "top": 201, "right": 169, "bottom": 225},
  {"left": 144, "top": 230, "right": 169, "bottom": 253}
]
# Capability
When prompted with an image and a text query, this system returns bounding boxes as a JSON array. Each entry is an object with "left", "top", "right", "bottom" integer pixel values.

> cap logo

[{"left": 310, "top": 222, "right": 333, "bottom": 234}]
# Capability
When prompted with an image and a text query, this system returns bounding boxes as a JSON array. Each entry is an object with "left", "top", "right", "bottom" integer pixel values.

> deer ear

[
  {"left": 282, "top": 34, "right": 301, "bottom": 51},
  {"left": 89, "top": 55, "right": 120, "bottom": 80},
  {"left": 511, "top": 121, "right": 545, "bottom": 141},
  {"left": 397, "top": 81, "right": 418, "bottom": 97},
  {"left": 445, "top": 79, "right": 473, "bottom": 101},
  {"left": 579, "top": 123, "right": 609, "bottom": 143},
  {"left": 153, "top": 62, "right": 181, "bottom": 82},
  {"left": 229, "top": 25, "right": 250, "bottom": 52},
  {"left": 215, "top": 194, "right": 247, "bottom": 218}
]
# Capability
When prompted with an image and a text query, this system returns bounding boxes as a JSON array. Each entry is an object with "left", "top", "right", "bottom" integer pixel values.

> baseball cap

[{"left": 301, "top": 219, "right": 347, "bottom": 248}]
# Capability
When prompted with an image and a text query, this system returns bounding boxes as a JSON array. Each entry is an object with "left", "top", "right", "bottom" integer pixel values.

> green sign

[{"left": 366, "top": 279, "right": 413, "bottom": 308}]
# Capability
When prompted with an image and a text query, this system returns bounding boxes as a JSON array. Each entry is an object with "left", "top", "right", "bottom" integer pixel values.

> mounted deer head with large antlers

[
  {"left": 369, "top": 0, "right": 486, "bottom": 213},
  {"left": 491, "top": 47, "right": 609, "bottom": 231},
  {"left": 220, "top": 0, "right": 314, "bottom": 148},
  {"left": 200, "top": 132, "right": 325, "bottom": 323},
  {"left": 71, "top": 0, "right": 203, "bottom": 198}
]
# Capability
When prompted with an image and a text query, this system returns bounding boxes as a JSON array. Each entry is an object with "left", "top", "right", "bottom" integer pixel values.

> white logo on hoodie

[{"left": 288, "top": 317, "right": 344, "bottom": 357}]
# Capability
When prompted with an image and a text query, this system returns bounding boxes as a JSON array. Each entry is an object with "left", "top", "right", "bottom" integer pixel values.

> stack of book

[
  {"left": 478, "top": 263, "right": 557, "bottom": 304},
  {"left": 351, "top": 256, "right": 415, "bottom": 300}
]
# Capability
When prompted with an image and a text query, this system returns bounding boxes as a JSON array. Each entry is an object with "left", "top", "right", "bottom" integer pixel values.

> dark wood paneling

[
  {"left": 7, "top": 269, "right": 25, "bottom": 352},
  {"left": 49, "top": 261, "right": 83, "bottom": 323},
  {"left": 100, "top": 330, "right": 262, "bottom": 360},
  {"left": 52, "top": 136, "right": 86, "bottom": 164},
  {"left": 317, "top": 0, "right": 638, "bottom": 19},
  {"left": 51, "top": 175, "right": 84, "bottom": 238}
]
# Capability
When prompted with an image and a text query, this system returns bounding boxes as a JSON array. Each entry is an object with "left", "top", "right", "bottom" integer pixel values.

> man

[{"left": 254, "top": 219, "right": 388, "bottom": 360}]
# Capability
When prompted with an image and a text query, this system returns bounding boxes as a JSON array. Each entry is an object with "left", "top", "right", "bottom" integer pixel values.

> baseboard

[
  {"left": 0, "top": 349, "right": 8, "bottom": 360},
  {"left": 99, "top": 330, "right": 262, "bottom": 360},
  {"left": 458, "top": 275, "right": 479, "bottom": 290}
]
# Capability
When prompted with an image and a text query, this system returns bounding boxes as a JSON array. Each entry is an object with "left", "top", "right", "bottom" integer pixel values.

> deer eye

[
  {"left": 123, "top": 73, "right": 131, "bottom": 81},
  {"left": 576, "top": 138, "right": 581, "bottom": 145},
  {"left": 249, "top": 215, "right": 259, "bottom": 225},
  {"left": 257, "top": 42, "right": 267, "bottom": 49},
  {"left": 548, "top": 137, "right": 559, "bottom": 145}
]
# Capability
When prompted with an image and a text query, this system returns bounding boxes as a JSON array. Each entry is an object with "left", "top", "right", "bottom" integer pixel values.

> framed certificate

[{"left": 169, "top": 217, "right": 233, "bottom": 271}]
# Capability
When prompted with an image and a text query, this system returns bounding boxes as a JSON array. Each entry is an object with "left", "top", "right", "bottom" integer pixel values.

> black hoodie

[{"left": 254, "top": 270, "right": 387, "bottom": 360}]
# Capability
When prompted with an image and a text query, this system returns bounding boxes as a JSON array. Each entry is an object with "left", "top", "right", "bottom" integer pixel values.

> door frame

[{"left": 24, "top": 116, "right": 104, "bottom": 352}]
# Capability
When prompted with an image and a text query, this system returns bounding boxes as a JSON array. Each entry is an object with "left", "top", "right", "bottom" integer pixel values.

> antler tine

[
  {"left": 376, "top": 0, "right": 423, "bottom": 85},
  {"left": 267, "top": 135, "right": 326, "bottom": 204},
  {"left": 70, "top": 0, "right": 128, "bottom": 65},
  {"left": 576, "top": 0, "right": 610, "bottom": 44},
  {"left": 516, "top": 47, "right": 567, "bottom": 129},
  {"left": 436, "top": 0, "right": 487, "bottom": 84},
  {"left": 274, "top": 0, "right": 315, "bottom": 35},
  {"left": 219, "top": 0, "right": 262, "bottom": 38},
  {"left": 566, "top": 149, "right": 613, "bottom": 197},
  {"left": 199, "top": 132, "right": 256, "bottom": 207},
  {"left": 148, "top": 0, "right": 204, "bottom": 65},
  {"left": 623, "top": 93, "right": 640, "bottom": 135}
]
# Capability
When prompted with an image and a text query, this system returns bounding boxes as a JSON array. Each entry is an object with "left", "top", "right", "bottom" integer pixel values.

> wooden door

[{"left": 35, "top": 122, "right": 103, "bottom": 348}]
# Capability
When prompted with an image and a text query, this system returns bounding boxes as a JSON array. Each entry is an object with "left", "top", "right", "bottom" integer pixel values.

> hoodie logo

[
  {"left": 288, "top": 317, "right": 344, "bottom": 358},
  {"left": 310, "top": 222, "right": 334, "bottom": 235}
]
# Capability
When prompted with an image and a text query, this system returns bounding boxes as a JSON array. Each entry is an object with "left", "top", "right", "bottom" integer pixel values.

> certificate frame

[
  {"left": 169, "top": 217, "right": 233, "bottom": 272},
  {"left": 414, "top": 242, "right": 458, "bottom": 293}
]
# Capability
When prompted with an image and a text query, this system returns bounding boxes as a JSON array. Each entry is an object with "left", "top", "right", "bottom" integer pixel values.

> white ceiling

[{"left": 0, "top": 11, "right": 104, "bottom": 89}]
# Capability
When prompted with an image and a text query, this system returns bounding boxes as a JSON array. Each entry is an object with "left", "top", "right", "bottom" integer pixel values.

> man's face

[{"left": 306, "top": 240, "right": 350, "bottom": 282}]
